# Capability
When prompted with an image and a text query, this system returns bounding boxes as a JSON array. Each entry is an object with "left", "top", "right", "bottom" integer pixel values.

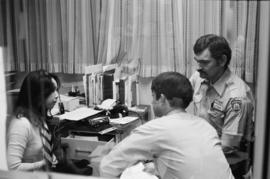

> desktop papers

[
  {"left": 120, "top": 162, "right": 159, "bottom": 179},
  {"left": 110, "top": 116, "right": 139, "bottom": 125},
  {"left": 56, "top": 107, "right": 102, "bottom": 121}
]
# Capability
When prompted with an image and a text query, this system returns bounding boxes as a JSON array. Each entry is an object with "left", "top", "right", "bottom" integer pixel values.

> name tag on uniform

[
  {"left": 211, "top": 99, "right": 223, "bottom": 112},
  {"left": 209, "top": 99, "right": 225, "bottom": 118}
]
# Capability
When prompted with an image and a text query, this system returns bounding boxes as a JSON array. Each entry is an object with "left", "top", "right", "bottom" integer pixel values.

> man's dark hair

[
  {"left": 193, "top": 34, "right": 232, "bottom": 67},
  {"left": 151, "top": 72, "right": 193, "bottom": 108}
]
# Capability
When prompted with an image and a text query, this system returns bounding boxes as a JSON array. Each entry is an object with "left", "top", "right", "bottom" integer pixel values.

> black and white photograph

[{"left": 0, "top": 0, "right": 269, "bottom": 179}]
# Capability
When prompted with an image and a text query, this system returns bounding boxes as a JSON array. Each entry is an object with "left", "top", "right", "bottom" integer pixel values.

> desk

[
  {"left": 57, "top": 112, "right": 142, "bottom": 161},
  {"left": 56, "top": 112, "right": 141, "bottom": 176}
]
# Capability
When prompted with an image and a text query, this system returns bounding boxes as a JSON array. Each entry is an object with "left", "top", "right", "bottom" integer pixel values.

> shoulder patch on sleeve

[{"left": 231, "top": 99, "right": 242, "bottom": 112}]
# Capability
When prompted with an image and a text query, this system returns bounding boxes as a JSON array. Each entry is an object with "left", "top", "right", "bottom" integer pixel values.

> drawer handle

[{"left": 75, "top": 148, "right": 92, "bottom": 154}]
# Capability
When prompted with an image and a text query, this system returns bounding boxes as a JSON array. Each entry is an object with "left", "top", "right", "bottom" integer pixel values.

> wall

[{"left": 0, "top": 47, "right": 7, "bottom": 170}]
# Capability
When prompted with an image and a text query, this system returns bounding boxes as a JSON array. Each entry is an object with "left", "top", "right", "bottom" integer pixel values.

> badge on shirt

[
  {"left": 211, "top": 99, "right": 223, "bottom": 112},
  {"left": 231, "top": 99, "right": 242, "bottom": 112},
  {"left": 208, "top": 109, "right": 225, "bottom": 118},
  {"left": 209, "top": 100, "right": 225, "bottom": 118}
]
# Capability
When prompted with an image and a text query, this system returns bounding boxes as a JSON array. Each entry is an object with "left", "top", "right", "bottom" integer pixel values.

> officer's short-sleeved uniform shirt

[{"left": 189, "top": 69, "right": 254, "bottom": 149}]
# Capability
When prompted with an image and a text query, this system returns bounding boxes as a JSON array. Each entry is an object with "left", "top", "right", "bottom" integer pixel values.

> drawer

[{"left": 61, "top": 136, "right": 106, "bottom": 161}]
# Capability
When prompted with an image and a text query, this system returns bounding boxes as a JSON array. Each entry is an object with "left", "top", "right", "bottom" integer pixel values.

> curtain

[
  {"left": 108, "top": 0, "right": 257, "bottom": 83},
  {"left": 4, "top": 0, "right": 112, "bottom": 73},
  {"left": 4, "top": 0, "right": 53, "bottom": 71},
  {"left": 3, "top": 0, "right": 258, "bottom": 83},
  {"left": 106, "top": 0, "right": 185, "bottom": 77},
  {"left": 223, "top": 0, "right": 257, "bottom": 83},
  {"left": 4, "top": 0, "right": 49, "bottom": 71},
  {"left": 43, "top": 0, "right": 112, "bottom": 73},
  {"left": 183, "top": 0, "right": 222, "bottom": 77},
  {"left": 140, "top": 0, "right": 184, "bottom": 76},
  {"left": 106, "top": 0, "right": 221, "bottom": 77}
]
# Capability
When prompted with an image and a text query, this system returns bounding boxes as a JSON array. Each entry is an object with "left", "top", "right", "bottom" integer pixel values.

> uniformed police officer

[{"left": 189, "top": 34, "right": 254, "bottom": 179}]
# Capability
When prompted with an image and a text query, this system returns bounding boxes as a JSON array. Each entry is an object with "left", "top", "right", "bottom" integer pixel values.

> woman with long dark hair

[{"left": 7, "top": 70, "right": 60, "bottom": 171}]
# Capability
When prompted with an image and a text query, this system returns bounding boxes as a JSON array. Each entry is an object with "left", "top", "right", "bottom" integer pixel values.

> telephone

[
  {"left": 97, "top": 99, "right": 117, "bottom": 110},
  {"left": 96, "top": 99, "right": 128, "bottom": 118}
]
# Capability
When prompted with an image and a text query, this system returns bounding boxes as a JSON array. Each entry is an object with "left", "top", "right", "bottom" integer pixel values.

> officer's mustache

[{"left": 197, "top": 69, "right": 206, "bottom": 74}]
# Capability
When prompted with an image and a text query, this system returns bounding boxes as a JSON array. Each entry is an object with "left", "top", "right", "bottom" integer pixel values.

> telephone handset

[
  {"left": 97, "top": 99, "right": 117, "bottom": 110},
  {"left": 96, "top": 99, "right": 128, "bottom": 118}
]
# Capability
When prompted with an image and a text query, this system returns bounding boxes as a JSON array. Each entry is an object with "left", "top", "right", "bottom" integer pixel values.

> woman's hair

[{"left": 15, "top": 70, "right": 60, "bottom": 126}]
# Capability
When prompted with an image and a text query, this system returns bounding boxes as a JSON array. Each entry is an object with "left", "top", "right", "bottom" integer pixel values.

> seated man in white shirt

[{"left": 100, "top": 71, "right": 234, "bottom": 179}]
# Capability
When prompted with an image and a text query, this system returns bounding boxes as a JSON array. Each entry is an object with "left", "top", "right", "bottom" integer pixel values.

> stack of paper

[
  {"left": 56, "top": 107, "right": 102, "bottom": 121},
  {"left": 110, "top": 116, "right": 139, "bottom": 125}
]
